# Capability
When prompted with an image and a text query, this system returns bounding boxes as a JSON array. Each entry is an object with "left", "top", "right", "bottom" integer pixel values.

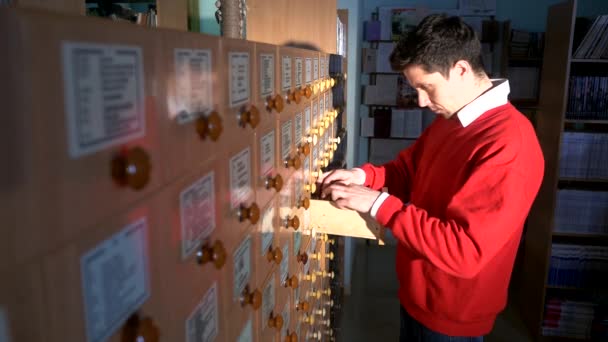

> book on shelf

[
  {"left": 542, "top": 296, "right": 608, "bottom": 340},
  {"left": 559, "top": 132, "right": 608, "bottom": 180},
  {"left": 555, "top": 190, "right": 608, "bottom": 235},
  {"left": 547, "top": 244, "right": 608, "bottom": 289},
  {"left": 566, "top": 76, "right": 608, "bottom": 120},
  {"left": 573, "top": 14, "right": 608, "bottom": 59}
]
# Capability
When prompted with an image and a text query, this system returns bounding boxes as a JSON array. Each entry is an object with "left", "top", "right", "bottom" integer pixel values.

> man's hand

[
  {"left": 321, "top": 183, "right": 381, "bottom": 213},
  {"left": 318, "top": 168, "right": 366, "bottom": 188}
]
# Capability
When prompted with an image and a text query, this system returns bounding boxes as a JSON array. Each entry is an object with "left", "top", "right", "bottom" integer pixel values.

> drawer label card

[
  {"left": 62, "top": 42, "right": 145, "bottom": 158},
  {"left": 237, "top": 318, "right": 253, "bottom": 342},
  {"left": 295, "top": 112, "right": 303, "bottom": 145},
  {"left": 180, "top": 171, "right": 216, "bottom": 259},
  {"left": 186, "top": 282, "right": 219, "bottom": 342},
  {"left": 281, "top": 120, "right": 293, "bottom": 160},
  {"left": 294, "top": 231, "right": 302, "bottom": 257},
  {"left": 173, "top": 48, "right": 213, "bottom": 124},
  {"left": 326, "top": 92, "right": 331, "bottom": 112},
  {"left": 295, "top": 57, "right": 303, "bottom": 88},
  {"left": 303, "top": 156, "right": 310, "bottom": 179},
  {"left": 282, "top": 56, "right": 292, "bottom": 91},
  {"left": 230, "top": 147, "right": 252, "bottom": 210},
  {"left": 229, "top": 52, "right": 250, "bottom": 107},
  {"left": 313, "top": 58, "right": 319, "bottom": 81},
  {"left": 233, "top": 235, "right": 252, "bottom": 301},
  {"left": 281, "top": 299, "right": 290, "bottom": 339},
  {"left": 312, "top": 100, "right": 318, "bottom": 126},
  {"left": 81, "top": 217, "right": 150, "bottom": 342},
  {"left": 261, "top": 206, "right": 275, "bottom": 255},
  {"left": 260, "top": 54, "right": 274, "bottom": 98},
  {"left": 262, "top": 275, "right": 276, "bottom": 328},
  {"left": 320, "top": 56, "right": 325, "bottom": 79},
  {"left": 260, "top": 131, "right": 276, "bottom": 177},
  {"left": 319, "top": 94, "right": 325, "bottom": 117},
  {"left": 312, "top": 145, "right": 318, "bottom": 169},
  {"left": 304, "top": 106, "right": 311, "bottom": 133},
  {"left": 280, "top": 243, "right": 289, "bottom": 283},
  {"left": 305, "top": 58, "right": 312, "bottom": 85}
]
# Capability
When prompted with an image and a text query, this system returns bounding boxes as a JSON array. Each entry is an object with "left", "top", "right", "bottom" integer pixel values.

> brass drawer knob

[
  {"left": 304, "top": 183, "right": 316, "bottom": 194},
  {"left": 284, "top": 215, "right": 300, "bottom": 230},
  {"left": 314, "top": 308, "right": 326, "bottom": 317},
  {"left": 303, "top": 272, "right": 316, "bottom": 282},
  {"left": 309, "top": 252, "right": 321, "bottom": 260},
  {"left": 321, "top": 288, "right": 331, "bottom": 296},
  {"left": 320, "top": 234, "right": 335, "bottom": 245},
  {"left": 287, "top": 89, "right": 302, "bottom": 104},
  {"left": 195, "top": 111, "right": 223, "bottom": 141},
  {"left": 238, "top": 202, "right": 260, "bottom": 224},
  {"left": 298, "top": 143, "right": 311, "bottom": 157},
  {"left": 296, "top": 300, "right": 310, "bottom": 312},
  {"left": 297, "top": 252, "right": 308, "bottom": 265},
  {"left": 239, "top": 105, "right": 260, "bottom": 129},
  {"left": 266, "top": 246, "right": 283, "bottom": 264},
  {"left": 265, "top": 174, "right": 284, "bottom": 192},
  {"left": 307, "top": 290, "right": 321, "bottom": 300},
  {"left": 196, "top": 240, "right": 227, "bottom": 269},
  {"left": 330, "top": 78, "right": 336, "bottom": 87},
  {"left": 298, "top": 197, "right": 310, "bottom": 210},
  {"left": 303, "top": 86, "right": 312, "bottom": 99},
  {"left": 285, "top": 331, "right": 298, "bottom": 342},
  {"left": 307, "top": 331, "right": 322, "bottom": 341},
  {"left": 327, "top": 251, "right": 335, "bottom": 260},
  {"left": 121, "top": 314, "right": 160, "bottom": 342},
  {"left": 316, "top": 271, "right": 335, "bottom": 279},
  {"left": 268, "top": 312, "right": 284, "bottom": 330},
  {"left": 240, "top": 285, "right": 262, "bottom": 310},
  {"left": 267, "top": 94, "right": 285, "bottom": 113},
  {"left": 284, "top": 156, "right": 301, "bottom": 170},
  {"left": 302, "top": 314, "right": 315, "bottom": 325},
  {"left": 111, "top": 146, "right": 151, "bottom": 191},
  {"left": 283, "top": 274, "right": 299, "bottom": 289},
  {"left": 330, "top": 137, "right": 341, "bottom": 144}
]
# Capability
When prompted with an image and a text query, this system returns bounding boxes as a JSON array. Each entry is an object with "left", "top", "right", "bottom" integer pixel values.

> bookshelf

[{"left": 518, "top": 1, "right": 608, "bottom": 341}]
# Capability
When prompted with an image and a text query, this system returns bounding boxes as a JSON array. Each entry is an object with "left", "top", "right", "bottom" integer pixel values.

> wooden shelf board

[
  {"left": 552, "top": 232, "right": 608, "bottom": 239},
  {"left": 570, "top": 58, "right": 608, "bottom": 63}
]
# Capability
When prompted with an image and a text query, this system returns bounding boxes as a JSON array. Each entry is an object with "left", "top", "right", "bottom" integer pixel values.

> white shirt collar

[{"left": 457, "top": 79, "right": 510, "bottom": 127}]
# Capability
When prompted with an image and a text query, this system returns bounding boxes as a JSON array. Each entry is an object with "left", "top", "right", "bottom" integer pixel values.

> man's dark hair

[{"left": 390, "top": 14, "right": 485, "bottom": 78}]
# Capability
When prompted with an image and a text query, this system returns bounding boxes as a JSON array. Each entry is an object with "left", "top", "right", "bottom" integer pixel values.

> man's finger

[
  {"left": 333, "top": 198, "right": 351, "bottom": 210},
  {"left": 321, "top": 183, "right": 345, "bottom": 199}
]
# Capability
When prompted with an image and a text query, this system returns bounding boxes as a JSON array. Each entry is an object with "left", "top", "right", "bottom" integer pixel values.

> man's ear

[{"left": 451, "top": 60, "right": 471, "bottom": 79}]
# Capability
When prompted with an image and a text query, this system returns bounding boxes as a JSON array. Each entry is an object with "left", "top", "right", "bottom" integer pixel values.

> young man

[{"left": 319, "top": 14, "right": 544, "bottom": 341}]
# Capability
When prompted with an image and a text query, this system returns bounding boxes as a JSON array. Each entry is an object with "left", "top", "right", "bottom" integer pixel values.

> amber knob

[
  {"left": 302, "top": 314, "right": 315, "bottom": 325},
  {"left": 303, "top": 86, "right": 312, "bottom": 99},
  {"left": 296, "top": 300, "right": 310, "bottom": 312},
  {"left": 240, "top": 285, "right": 263, "bottom": 310},
  {"left": 284, "top": 215, "right": 300, "bottom": 230},
  {"left": 297, "top": 252, "right": 308, "bottom": 265},
  {"left": 238, "top": 202, "right": 260, "bottom": 224},
  {"left": 239, "top": 106, "right": 260, "bottom": 129},
  {"left": 111, "top": 147, "right": 151, "bottom": 191},
  {"left": 284, "top": 156, "right": 301, "bottom": 170},
  {"left": 196, "top": 111, "right": 223, "bottom": 141},
  {"left": 268, "top": 312, "right": 284, "bottom": 330},
  {"left": 267, "top": 94, "right": 285, "bottom": 113},
  {"left": 287, "top": 89, "right": 302, "bottom": 104},
  {"left": 304, "top": 183, "right": 316, "bottom": 194},
  {"left": 298, "top": 197, "right": 310, "bottom": 210},
  {"left": 298, "top": 143, "right": 311, "bottom": 156},
  {"left": 196, "top": 240, "right": 227, "bottom": 269},
  {"left": 285, "top": 331, "right": 298, "bottom": 342},
  {"left": 121, "top": 314, "right": 160, "bottom": 342},
  {"left": 266, "top": 246, "right": 283, "bottom": 265},
  {"left": 283, "top": 275, "right": 299, "bottom": 289},
  {"left": 303, "top": 272, "right": 316, "bottom": 282},
  {"left": 265, "top": 174, "right": 283, "bottom": 192}
]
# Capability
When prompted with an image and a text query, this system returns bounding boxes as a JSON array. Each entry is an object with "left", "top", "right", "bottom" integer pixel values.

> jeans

[{"left": 400, "top": 306, "right": 484, "bottom": 342}]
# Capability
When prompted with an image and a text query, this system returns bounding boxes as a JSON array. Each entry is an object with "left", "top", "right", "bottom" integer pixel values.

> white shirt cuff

[{"left": 370, "top": 192, "right": 390, "bottom": 218}]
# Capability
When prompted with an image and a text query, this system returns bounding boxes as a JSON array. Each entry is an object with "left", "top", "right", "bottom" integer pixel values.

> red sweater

[{"left": 360, "top": 103, "right": 544, "bottom": 336}]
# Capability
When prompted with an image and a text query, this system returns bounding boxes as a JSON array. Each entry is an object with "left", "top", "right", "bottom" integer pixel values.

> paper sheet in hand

[{"left": 308, "top": 199, "right": 385, "bottom": 244}]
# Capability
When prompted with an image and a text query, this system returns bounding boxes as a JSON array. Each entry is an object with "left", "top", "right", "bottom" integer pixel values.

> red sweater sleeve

[
  {"left": 375, "top": 164, "right": 533, "bottom": 279},
  {"left": 359, "top": 129, "right": 428, "bottom": 201}
]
